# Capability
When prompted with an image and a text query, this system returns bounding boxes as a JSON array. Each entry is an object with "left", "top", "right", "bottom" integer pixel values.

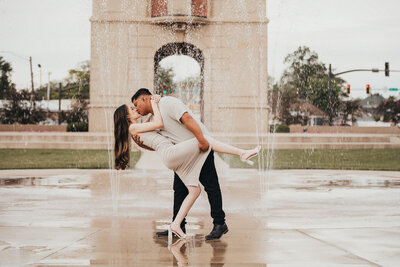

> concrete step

[
  {"left": 270, "top": 142, "right": 400, "bottom": 149},
  {"left": 2, "top": 141, "right": 399, "bottom": 150},
  {"left": 0, "top": 132, "right": 399, "bottom": 150},
  {"left": 0, "top": 140, "right": 114, "bottom": 150},
  {"left": 0, "top": 132, "right": 112, "bottom": 142}
]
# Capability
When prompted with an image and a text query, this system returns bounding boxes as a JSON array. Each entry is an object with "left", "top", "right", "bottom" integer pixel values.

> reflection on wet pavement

[
  {"left": 0, "top": 177, "right": 43, "bottom": 186},
  {"left": 0, "top": 169, "right": 399, "bottom": 266}
]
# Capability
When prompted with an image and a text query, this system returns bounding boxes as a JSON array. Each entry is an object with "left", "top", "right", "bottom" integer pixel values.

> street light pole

[
  {"left": 38, "top": 64, "right": 42, "bottom": 95},
  {"left": 327, "top": 63, "right": 393, "bottom": 125},
  {"left": 29, "top": 56, "right": 35, "bottom": 110}
]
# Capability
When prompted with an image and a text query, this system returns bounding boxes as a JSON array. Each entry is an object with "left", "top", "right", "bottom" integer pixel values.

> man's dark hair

[{"left": 131, "top": 88, "right": 152, "bottom": 103}]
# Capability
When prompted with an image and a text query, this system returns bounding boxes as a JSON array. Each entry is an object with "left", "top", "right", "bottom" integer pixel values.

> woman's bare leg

[
  {"left": 212, "top": 139, "right": 244, "bottom": 156},
  {"left": 169, "top": 239, "right": 188, "bottom": 265},
  {"left": 170, "top": 185, "right": 201, "bottom": 237},
  {"left": 212, "top": 139, "right": 261, "bottom": 165}
]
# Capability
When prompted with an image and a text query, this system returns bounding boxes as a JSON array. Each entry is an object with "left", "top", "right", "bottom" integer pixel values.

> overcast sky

[{"left": 1, "top": 0, "right": 399, "bottom": 99}]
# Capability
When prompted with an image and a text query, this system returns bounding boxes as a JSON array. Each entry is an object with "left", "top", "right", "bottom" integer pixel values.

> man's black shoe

[
  {"left": 156, "top": 225, "right": 186, "bottom": 237},
  {"left": 205, "top": 223, "right": 229, "bottom": 240}
]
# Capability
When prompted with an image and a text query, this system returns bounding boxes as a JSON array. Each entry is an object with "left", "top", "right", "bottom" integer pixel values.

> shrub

[
  {"left": 1, "top": 89, "right": 47, "bottom": 124},
  {"left": 270, "top": 123, "right": 290, "bottom": 133},
  {"left": 67, "top": 122, "right": 88, "bottom": 132}
]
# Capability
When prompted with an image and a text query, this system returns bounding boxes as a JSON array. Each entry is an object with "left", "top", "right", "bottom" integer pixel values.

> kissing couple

[{"left": 113, "top": 88, "right": 260, "bottom": 242}]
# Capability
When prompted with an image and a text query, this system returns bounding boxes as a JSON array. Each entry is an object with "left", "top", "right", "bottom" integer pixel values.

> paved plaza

[{"left": 0, "top": 168, "right": 399, "bottom": 266}]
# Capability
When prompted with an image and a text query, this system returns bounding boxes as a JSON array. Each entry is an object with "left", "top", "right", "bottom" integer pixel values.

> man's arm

[
  {"left": 132, "top": 135, "right": 155, "bottom": 151},
  {"left": 180, "top": 112, "right": 210, "bottom": 152}
]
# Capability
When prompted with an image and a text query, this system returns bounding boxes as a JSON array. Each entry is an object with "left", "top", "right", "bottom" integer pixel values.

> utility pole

[
  {"left": 29, "top": 56, "right": 35, "bottom": 110},
  {"left": 58, "top": 83, "right": 62, "bottom": 125},
  {"left": 328, "top": 64, "right": 333, "bottom": 125},
  {"left": 47, "top": 72, "right": 51, "bottom": 116},
  {"left": 47, "top": 72, "right": 51, "bottom": 101}
]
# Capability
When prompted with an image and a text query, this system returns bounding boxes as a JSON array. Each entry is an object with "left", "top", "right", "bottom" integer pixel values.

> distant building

[
  {"left": 359, "top": 94, "right": 385, "bottom": 113},
  {"left": 356, "top": 94, "right": 395, "bottom": 127},
  {"left": 353, "top": 116, "right": 393, "bottom": 127},
  {"left": 290, "top": 101, "right": 326, "bottom": 126}
]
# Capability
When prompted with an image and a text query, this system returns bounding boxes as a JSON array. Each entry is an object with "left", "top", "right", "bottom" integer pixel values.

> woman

[{"left": 114, "top": 95, "right": 260, "bottom": 241}]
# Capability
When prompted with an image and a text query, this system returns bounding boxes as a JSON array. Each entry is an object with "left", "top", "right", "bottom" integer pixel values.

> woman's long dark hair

[{"left": 114, "top": 105, "right": 130, "bottom": 170}]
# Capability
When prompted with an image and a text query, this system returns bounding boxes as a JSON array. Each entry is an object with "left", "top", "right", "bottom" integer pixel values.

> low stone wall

[
  {"left": 290, "top": 126, "right": 400, "bottom": 134},
  {"left": 0, "top": 124, "right": 67, "bottom": 132}
]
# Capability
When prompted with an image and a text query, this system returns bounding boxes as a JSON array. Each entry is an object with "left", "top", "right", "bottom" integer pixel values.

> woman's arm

[
  {"left": 129, "top": 98, "right": 163, "bottom": 135},
  {"left": 131, "top": 134, "right": 155, "bottom": 151},
  {"left": 143, "top": 114, "right": 152, "bottom": 123},
  {"left": 142, "top": 96, "right": 160, "bottom": 123}
]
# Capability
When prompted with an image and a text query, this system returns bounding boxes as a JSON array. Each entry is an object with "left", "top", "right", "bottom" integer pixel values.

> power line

[{"left": 0, "top": 51, "right": 29, "bottom": 61}]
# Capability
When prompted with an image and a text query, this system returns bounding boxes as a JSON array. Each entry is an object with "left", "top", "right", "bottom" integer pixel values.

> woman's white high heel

[
  {"left": 168, "top": 225, "right": 189, "bottom": 246},
  {"left": 240, "top": 146, "right": 261, "bottom": 166}
]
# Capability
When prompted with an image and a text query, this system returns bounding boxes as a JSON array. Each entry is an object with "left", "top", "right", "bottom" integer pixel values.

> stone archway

[{"left": 154, "top": 42, "right": 204, "bottom": 121}]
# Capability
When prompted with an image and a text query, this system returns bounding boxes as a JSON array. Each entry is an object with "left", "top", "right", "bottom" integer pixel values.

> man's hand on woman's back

[{"left": 151, "top": 94, "right": 161, "bottom": 103}]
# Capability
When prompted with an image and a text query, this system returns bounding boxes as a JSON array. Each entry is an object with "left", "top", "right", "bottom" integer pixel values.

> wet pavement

[{"left": 0, "top": 168, "right": 399, "bottom": 266}]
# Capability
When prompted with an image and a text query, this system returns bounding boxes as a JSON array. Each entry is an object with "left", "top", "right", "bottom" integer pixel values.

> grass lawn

[
  {"left": 219, "top": 148, "right": 400, "bottom": 171},
  {"left": 0, "top": 148, "right": 399, "bottom": 171},
  {"left": 0, "top": 149, "right": 141, "bottom": 169}
]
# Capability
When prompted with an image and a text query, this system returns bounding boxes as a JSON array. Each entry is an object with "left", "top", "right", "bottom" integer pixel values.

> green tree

[
  {"left": 340, "top": 99, "right": 361, "bottom": 125},
  {"left": 308, "top": 76, "right": 345, "bottom": 122},
  {"left": 269, "top": 82, "right": 299, "bottom": 125},
  {"left": 280, "top": 46, "right": 346, "bottom": 124},
  {"left": 0, "top": 56, "right": 16, "bottom": 99},
  {"left": 35, "top": 81, "right": 61, "bottom": 100},
  {"left": 52, "top": 61, "right": 90, "bottom": 99},
  {"left": 34, "top": 62, "right": 90, "bottom": 100},
  {"left": 282, "top": 46, "right": 327, "bottom": 99},
  {"left": 377, "top": 96, "right": 400, "bottom": 125},
  {"left": 155, "top": 66, "right": 176, "bottom": 95},
  {"left": 177, "top": 75, "right": 201, "bottom": 102}
]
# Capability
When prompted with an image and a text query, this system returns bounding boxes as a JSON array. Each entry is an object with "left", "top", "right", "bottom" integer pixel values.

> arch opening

[{"left": 154, "top": 43, "right": 204, "bottom": 122}]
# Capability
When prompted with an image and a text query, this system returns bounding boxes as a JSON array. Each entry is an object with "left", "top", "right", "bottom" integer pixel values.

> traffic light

[
  {"left": 346, "top": 84, "right": 350, "bottom": 96},
  {"left": 366, "top": 84, "right": 371, "bottom": 95},
  {"left": 385, "top": 62, "right": 389, "bottom": 77},
  {"left": 161, "top": 83, "right": 167, "bottom": 95}
]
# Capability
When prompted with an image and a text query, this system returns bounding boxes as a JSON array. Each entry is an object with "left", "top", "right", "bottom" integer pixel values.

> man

[{"left": 131, "top": 88, "right": 228, "bottom": 240}]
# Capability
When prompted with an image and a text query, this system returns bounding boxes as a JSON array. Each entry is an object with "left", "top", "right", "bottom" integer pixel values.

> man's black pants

[{"left": 172, "top": 150, "right": 226, "bottom": 226}]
